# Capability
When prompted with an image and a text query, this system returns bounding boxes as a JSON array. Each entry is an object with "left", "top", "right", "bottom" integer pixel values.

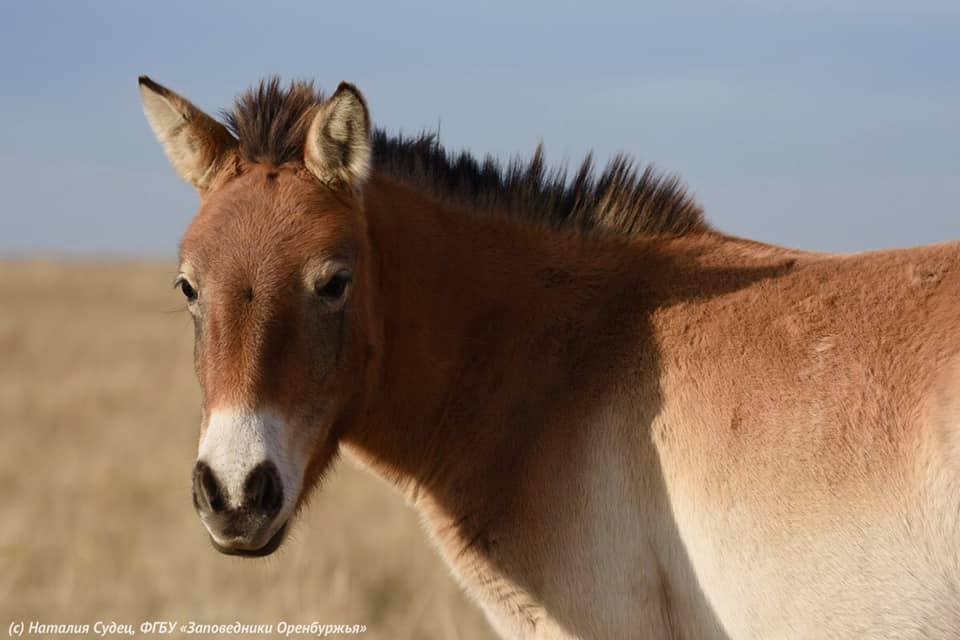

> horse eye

[
  {"left": 316, "top": 271, "right": 352, "bottom": 301},
  {"left": 177, "top": 278, "right": 198, "bottom": 302}
]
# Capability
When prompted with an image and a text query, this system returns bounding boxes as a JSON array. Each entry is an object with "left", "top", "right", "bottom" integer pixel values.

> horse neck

[{"left": 342, "top": 174, "right": 645, "bottom": 530}]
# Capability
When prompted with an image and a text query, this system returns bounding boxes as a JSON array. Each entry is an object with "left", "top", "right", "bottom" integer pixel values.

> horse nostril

[
  {"left": 193, "top": 461, "right": 227, "bottom": 514},
  {"left": 244, "top": 461, "right": 283, "bottom": 516}
]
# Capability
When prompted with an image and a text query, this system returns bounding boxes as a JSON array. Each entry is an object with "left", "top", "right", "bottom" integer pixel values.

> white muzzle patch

[{"left": 197, "top": 408, "right": 304, "bottom": 515}]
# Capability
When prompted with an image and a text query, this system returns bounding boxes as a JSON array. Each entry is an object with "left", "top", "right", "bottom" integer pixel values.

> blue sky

[{"left": 1, "top": 1, "right": 957, "bottom": 255}]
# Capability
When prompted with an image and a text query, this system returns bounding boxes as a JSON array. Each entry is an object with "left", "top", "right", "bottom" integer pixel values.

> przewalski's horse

[{"left": 139, "top": 76, "right": 960, "bottom": 639}]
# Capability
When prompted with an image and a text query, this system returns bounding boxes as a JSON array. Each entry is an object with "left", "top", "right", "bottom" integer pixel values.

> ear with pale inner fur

[
  {"left": 138, "top": 76, "right": 237, "bottom": 191},
  {"left": 304, "top": 83, "right": 372, "bottom": 188}
]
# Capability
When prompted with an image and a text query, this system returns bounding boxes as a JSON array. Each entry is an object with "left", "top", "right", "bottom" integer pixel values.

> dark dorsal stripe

[{"left": 224, "top": 78, "right": 708, "bottom": 238}]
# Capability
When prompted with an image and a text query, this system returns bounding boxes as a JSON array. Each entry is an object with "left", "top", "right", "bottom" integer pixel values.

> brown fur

[{"left": 141, "top": 76, "right": 960, "bottom": 639}]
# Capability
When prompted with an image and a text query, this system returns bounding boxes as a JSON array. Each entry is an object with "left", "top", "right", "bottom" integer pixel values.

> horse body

[
  {"left": 643, "top": 241, "right": 960, "bottom": 638},
  {"left": 355, "top": 178, "right": 960, "bottom": 637},
  {"left": 138, "top": 76, "right": 960, "bottom": 638}
]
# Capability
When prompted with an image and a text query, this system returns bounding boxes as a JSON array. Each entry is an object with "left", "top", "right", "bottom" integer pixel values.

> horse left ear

[
  {"left": 138, "top": 76, "right": 237, "bottom": 192},
  {"left": 304, "top": 82, "right": 372, "bottom": 188}
]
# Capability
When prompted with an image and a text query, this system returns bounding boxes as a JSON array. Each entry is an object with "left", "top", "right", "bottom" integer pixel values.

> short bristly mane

[{"left": 223, "top": 78, "right": 708, "bottom": 238}]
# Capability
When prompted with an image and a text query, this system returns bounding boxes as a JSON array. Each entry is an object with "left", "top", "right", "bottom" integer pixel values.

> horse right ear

[
  {"left": 304, "top": 82, "right": 372, "bottom": 189},
  {"left": 138, "top": 76, "right": 237, "bottom": 192}
]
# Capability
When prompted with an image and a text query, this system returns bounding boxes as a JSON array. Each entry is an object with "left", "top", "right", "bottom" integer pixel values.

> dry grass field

[{"left": 0, "top": 260, "right": 494, "bottom": 639}]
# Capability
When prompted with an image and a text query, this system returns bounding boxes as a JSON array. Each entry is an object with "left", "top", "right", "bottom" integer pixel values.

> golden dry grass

[{"left": 0, "top": 260, "right": 494, "bottom": 639}]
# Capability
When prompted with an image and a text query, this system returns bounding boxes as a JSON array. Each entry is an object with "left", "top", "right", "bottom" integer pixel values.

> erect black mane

[{"left": 224, "top": 78, "right": 708, "bottom": 238}]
